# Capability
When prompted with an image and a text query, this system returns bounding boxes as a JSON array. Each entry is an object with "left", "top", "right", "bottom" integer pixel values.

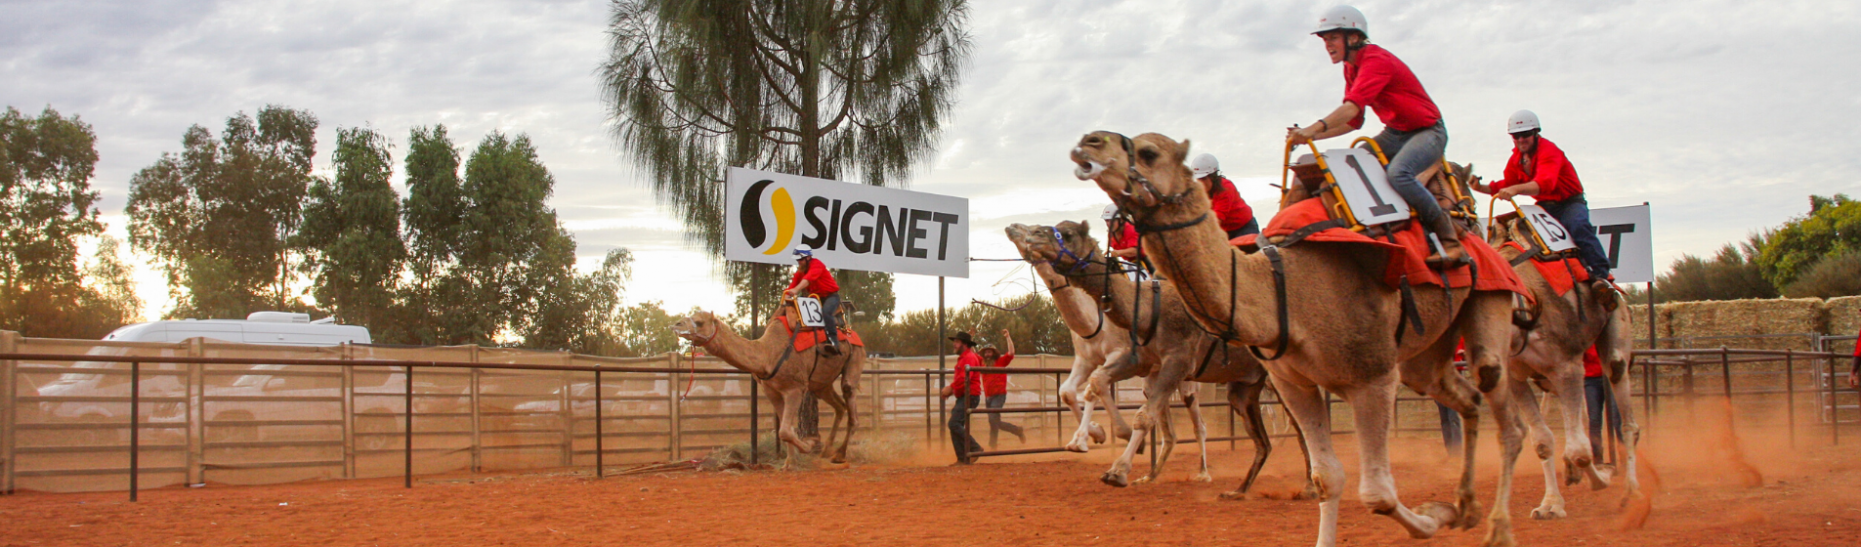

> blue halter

[{"left": 1050, "top": 226, "right": 1098, "bottom": 275}]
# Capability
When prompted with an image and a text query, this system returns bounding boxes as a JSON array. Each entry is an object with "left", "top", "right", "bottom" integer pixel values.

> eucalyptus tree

[
  {"left": 126, "top": 106, "right": 318, "bottom": 319},
  {"left": 295, "top": 127, "right": 405, "bottom": 334},
  {"left": 0, "top": 106, "right": 119, "bottom": 336}
]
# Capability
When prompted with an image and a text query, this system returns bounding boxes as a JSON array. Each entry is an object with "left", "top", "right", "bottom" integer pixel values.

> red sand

[{"left": 4, "top": 423, "right": 1859, "bottom": 547}]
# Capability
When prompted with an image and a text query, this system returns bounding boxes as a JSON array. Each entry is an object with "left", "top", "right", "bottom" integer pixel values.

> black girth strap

[
  {"left": 1247, "top": 246, "right": 1292, "bottom": 361},
  {"left": 1508, "top": 240, "right": 1540, "bottom": 267},
  {"left": 1275, "top": 219, "right": 1349, "bottom": 248},
  {"left": 1395, "top": 274, "right": 1424, "bottom": 344},
  {"left": 762, "top": 322, "right": 804, "bottom": 381},
  {"left": 1133, "top": 279, "right": 1162, "bottom": 347}
]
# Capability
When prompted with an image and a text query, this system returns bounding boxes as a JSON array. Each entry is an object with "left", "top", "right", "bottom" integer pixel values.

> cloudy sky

[{"left": 5, "top": 0, "right": 1858, "bottom": 322}]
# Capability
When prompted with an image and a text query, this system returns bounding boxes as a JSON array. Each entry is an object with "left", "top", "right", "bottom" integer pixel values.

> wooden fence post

[
  {"left": 559, "top": 356, "right": 573, "bottom": 468},
  {"left": 668, "top": 354, "right": 682, "bottom": 461},
  {"left": 469, "top": 346, "right": 481, "bottom": 473},
  {"left": 186, "top": 338, "right": 204, "bottom": 486},
  {"left": 341, "top": 344, "right": 355, "bottom": 479},
  {"left": 2, "top": 331, "right": 18, "bottom": 494}
]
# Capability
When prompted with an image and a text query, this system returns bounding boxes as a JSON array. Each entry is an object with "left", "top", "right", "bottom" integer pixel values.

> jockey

[
  {"left": 1471, "top": 110, "right": 1614, "bottom": 296},
  {"left": 1190, "top": 153, "right": 1260, "bottom": 238},
  {"left": 783, "top": 244, "right": 842, "bottom": 351},
  {"left": 1102, "top": 204, "right": 1153, "bottom": 275},
  {"left": 1286, "top": 5, "right": 1462, "bottom": 265}
]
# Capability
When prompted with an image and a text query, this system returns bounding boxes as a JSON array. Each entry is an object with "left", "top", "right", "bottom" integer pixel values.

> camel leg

[
  {"left": 774, "top": 389, "right": 808, "bottom": 469},
  {"left": 837, "top": 373, "right": 859, "bottom": 464},
  {"left": 1219, "top": 379, "right": 1272, "bottom": 499},
  {"left": 1548, "top": 366, "right": 1609, "bottom": 490},
  {"left": 1061, "top": 354, "right": 1108, "bottom": 449},
  {"left": 1598, "top": 320, "right": 1642, "bottom": 505},
  {"left": 1105, "top": 355, "right": 1185, "bottom": 486},
  {"left": 1136, "top": 387, "right": 1180, "bottom": 484},
  {"left": 1273, "top": 377, "right": 1344, "bottom": 547},
  {"left": 1401, "top": 331, "right": 1484, "bottom": 531},
  {"left": 1179, "top": 382, "right": 1214, "bottom": 483},
  {"left": 1481, "top": 375, "right": 1528, "bottom": 547},
  {"left": 816, "top": 387, "right": 851, "bottom": 463},
  {"left": 1512, "top": 378, "right": 1566, "bottom": 519},
  {"left": 1347, "top": 380, "right": 1460, "bottom": 540},
  {"left": 1092, "top": 349, "right": 1143, "bottom": 443}
]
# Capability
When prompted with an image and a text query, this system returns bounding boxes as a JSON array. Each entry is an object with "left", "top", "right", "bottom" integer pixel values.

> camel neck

[
  {"left": 1061, "top": 260, "right": 1149, "bottom": 337},
  {"left": 1034, "top": 261, "right": 1109, "bottom": 338},
  {"left": 698, "top": 320, "right": 781, "bottom": 378},
  {"left": 1138, "top": 210, "right": 1283, "bottom": 349}
]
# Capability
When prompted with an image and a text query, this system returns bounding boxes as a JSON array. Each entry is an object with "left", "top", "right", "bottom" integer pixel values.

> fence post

[
  {"left": 403, "top": 364, "right": 413, "bottom": 489},
  {"left": 469, "top": 346, "right": 482, "bottom": 473},
  {"left": 1831, "top": 354, "right": 1841, "bottom": 446},
  {"left": 129, "top": 361, "right": 140, "bottom": 502},
  {"left": 559, "top": 363, "right": 573, "bottom": 468},
  {"left": 750, "top": 370, "right": 759, "bottom": 466},
  {"left": 1786, "top": 350, "right": 1795, "bottom": 448},
  {"left": 341, "top": 345, "right": 355, "bottom": 480},
  {"left": 595, "top": 369, "right": 603, "bottom": 478},
  {"left": 2, "top": 331, "right": 17, "bottom": 495},
  {"left": 186, "top": 338, "right": 204, "bottom": 486},
  {"left": 668, "top": 357, "right": 681, "bottom": 461},
  {"left": 1719, "top": 347, "right": 1732, "bottom": 399}
]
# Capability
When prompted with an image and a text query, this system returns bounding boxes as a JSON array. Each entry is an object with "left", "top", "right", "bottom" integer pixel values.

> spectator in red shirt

[
  {"left": 980, "top": 329, "right": 1026, "bottom": 448},
  {"left": 1189, "top": 153, "right": 1258, "bottom": 238},
  {"left": 940, "top": 331, "right": 985, "bottom": 463},
  {"left": 783, "top": 245, "right": 842, "bottom": 352},
  {"left": 1472, "top": 110, "right": 1614, "bottom": 297},
  {"left": 1580, "top": 345, "right": 1622, "bottom": 461},
  {"left": 1102, "top": 204, "right": 1153, "bottom": 275},
  {"left": 1286, "top": 5, "right": 1462, "bottom": 265}
]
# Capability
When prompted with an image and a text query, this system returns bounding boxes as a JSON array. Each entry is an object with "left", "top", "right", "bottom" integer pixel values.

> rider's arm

[
  {"left": 1289, "top": 101, "right": 1363, "bottom": 142},
  {"left": 1108, "top": 247, "right": 1138, "bottom": 259},
  {"left": 1494, "top": 181, "right": 1541, "bottom": 201},
  {"left": 788, "top": 279, "right": 810, "bottom": 296}
]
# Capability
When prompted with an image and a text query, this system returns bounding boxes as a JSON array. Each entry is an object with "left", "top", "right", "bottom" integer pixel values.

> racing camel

[
  {"left": 1486, "top": 213, "right": 1641, "bottom": 520},
  {"left": 1072, "top": 131, "right": 1523, "bottom": 547},
  {"left": 670, "top": 301, "right": 864, "bottom": 468},
  {"left": 1008, "top": 222, "right": 1316, "bottom": 498},
  {"left": 1041, "top": 260, "right": 1139, "bottom": 453}
]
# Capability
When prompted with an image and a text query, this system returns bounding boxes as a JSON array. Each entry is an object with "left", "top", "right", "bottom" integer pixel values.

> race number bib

[
  {"left": 796, "top": 297, "right": 826, "bottom": 328},
  {"left": 1517, "top": 204, "right": 1577, "bottom": 253},
  {"left": 1324, "top": 148, "right": 1411, "bottom": 226}
]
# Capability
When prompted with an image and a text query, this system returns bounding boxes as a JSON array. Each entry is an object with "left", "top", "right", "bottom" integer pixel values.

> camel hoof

[
  {"left": 1063, "top": 441, "right": 1090, "bottom": 453},
  {"left": 1100, "top": 471, "right": 1129, "bottom": 488},
  {"left": 1218, "top": 490, "right": 1247, "bottom": 501},
  {"left": 1530, "top": 505, "right": 1566, "bottom": 520},
  {"left": 1192, "top": 472, "right": 1214, "bottom": 483},
  {"left": 1482, "top": 519, "right": 1517, "bottom": 547},
  {"left": 1295, "top": 485, "right": 1320, "bottom": 501},
  {"left": 1132, "top": 475, "right": 1154, "bottom": 485},
  {"left": 1416, "top": 501, "right": 1459, "bottom": 532}
]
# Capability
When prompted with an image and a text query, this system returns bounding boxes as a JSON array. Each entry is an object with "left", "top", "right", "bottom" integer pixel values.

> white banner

[
  {"left": 725, "top": 167, "right": 970, "bottom": 278},
  {"left": 1590, "top": 204, "right": 1654, "bottom": 284}
]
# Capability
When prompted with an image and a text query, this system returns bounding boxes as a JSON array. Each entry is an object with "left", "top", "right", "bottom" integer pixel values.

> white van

[{"left": 30, "top": 312, "right": 377, "bottom": 443}]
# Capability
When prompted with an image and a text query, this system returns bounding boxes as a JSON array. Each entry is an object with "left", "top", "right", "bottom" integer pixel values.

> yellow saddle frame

[{"left": 1281, "top": 137, "right": 1475, "bottom": 233}]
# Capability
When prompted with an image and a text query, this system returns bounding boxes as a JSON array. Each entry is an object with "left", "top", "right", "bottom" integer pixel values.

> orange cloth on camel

[
  {"left": 1230, "top": 198, "right": 1529, "bottom": 297},
  {"left": 1500, "top": 241, "right": 1590, "bottom": 296},
  {"left": 776, "top": 316, "right": 864, "bottom": 353}
]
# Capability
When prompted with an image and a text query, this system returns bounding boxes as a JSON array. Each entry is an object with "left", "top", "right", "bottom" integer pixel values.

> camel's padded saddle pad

[
  {"left": 1501, "top": 241, "right": 1590, "bottom": 296},
  {"left": 1234, "top": 198, "right": 1529, "bottom": 297},
  {"left": 775, "top": 315, "right": 864, "bottom": 353}
]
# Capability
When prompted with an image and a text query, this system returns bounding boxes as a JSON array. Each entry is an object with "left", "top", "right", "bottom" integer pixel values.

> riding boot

[
  {"left": 1591, "top": 278, "right": 1619, "bottom": 312},
  {"left": 1422, "top": 214, "right": 1468, "bottom": 266}
]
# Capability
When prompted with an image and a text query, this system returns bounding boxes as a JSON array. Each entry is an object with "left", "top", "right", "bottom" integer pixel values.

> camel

[
  {"left": 1008, "top": 221, "right": 1317, "bottom": 498},
  {"left": 669, "top": 301, "right": 865, "bottom": 468},
  {"left": 1072, "top": 131, "right": 1522, "bottom": 547},
  {"left": 1011, "top": 230, "right": 1219, "bottom": 485},
  {"left": 1486, "top": 213, "right": 1641, "bottom": 519}
]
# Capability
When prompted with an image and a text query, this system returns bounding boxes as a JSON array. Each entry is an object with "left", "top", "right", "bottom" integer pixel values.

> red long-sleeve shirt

[
  {"left": 787, "top": 257, "right": 839, "bottom": 296},
  {"left": 1343, "top": 45, "right": 1442, "bottom": 133},
  {"left": 1582, "top": 346, "right": 1603, "bottom": 378},
  {"left": 951, "top": 348, "right": 982, "bottom": 397},
  {"left": 1208, "top": 176, "right": 1255, "bottom": 233},
  {"left": 982, "top": 354, "right": 1014, "bottom": 396},
  {"left": 1107, "top": 221, "right": 1145, "bottom": 259},
  {"left": 1493, "top": 137, "right": 1585, "bottom": 203}
]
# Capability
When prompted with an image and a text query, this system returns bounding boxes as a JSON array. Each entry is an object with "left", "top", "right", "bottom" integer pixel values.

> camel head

[
  {"left": 1005, "top": 221, "right": 1102, "bottom": 273},
  {"left": 669, "top": 311, "right": 721, "bottom": 344},
  {"left": 1074, "top": 132, "right": 1194, "bottom": 213}
]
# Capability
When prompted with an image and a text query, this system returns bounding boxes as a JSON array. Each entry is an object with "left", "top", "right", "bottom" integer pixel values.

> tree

[
  {"left": 1654, "top": 233, "right": 1778, "bottom": 302},
  {"left": 614, "top": 300, "right": 685, "bottom": 357},
  {"left": 441, "top": 132, "right": 577, "bottom": 345},
  {"left": 1, "top": 106, "right": 106, "bottom": 336},
  {"left": 1781, "top": 249, "right": 1861, "bottom": 298},
  {"left": 295, "top": 127, "right": 405, "bottom": 333},
  {"left": 1757, "top": 194, "right": 1861, "bottom": 290},
  {"left": 398, "top": 125, "right": 471, "bottom": 345},
  {"left": 70, "top": 235, "right": 143, "bottom": 338},
  {"left": 602, "top": 0, "right": 972, "bottom": 435},
  {"left": 126, "top": 106, "right": 318, "bottom": 319},
  {"left": 522, "top": 248, "right": 633, "bottom": 354}
]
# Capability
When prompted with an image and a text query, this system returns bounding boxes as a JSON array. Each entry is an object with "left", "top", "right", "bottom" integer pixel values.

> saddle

[
  {"left": 1492, "top": 212, "right": 1590, "bottom": 297},
  {"left": 778, "top": 296, "right": 863, "bottom": 353},
  {"left": 1236, "top": 198, "right": 1527, "bottom": 296}
]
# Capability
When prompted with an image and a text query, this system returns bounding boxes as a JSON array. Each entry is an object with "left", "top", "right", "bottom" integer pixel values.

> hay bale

[
  {"left": 1666, "top": 298, "right": 1826, "bottom": 350},
  {"left": 1624, "top": 303, "right": 1675, "bottom": 349},
  {"left": 1828, "top": 296, "right": 1861, "bottom": 339}
]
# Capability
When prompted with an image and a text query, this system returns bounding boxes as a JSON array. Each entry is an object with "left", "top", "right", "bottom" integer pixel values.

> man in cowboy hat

[{"left": 940, "top": 331, "right": 985, "bottom": 463}]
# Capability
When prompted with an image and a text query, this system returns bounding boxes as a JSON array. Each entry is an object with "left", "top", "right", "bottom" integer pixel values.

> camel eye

[{"left": 1138, "top": 148, "right": 1160, "bottom": 163}]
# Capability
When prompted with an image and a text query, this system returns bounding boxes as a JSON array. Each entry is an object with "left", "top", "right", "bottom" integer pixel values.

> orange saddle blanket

[
  {"left": 1501, "top": 242, "right": 1590, "bottom": 296},
  {"left": 777, "top": 316, "right": 865, "bottom": 353},
  {"left": 1233, "top": 199, "right": 1529, "bottom": 297}
]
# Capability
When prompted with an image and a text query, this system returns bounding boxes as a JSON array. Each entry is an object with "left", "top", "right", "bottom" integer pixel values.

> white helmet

[
  {"left": 793, "top": 244, "right": 813, "bottom": 257},
  {"left": 1189, "top": 153, "right": 1220, "bottom": 179},
  {"left": 1313, "top": 5, "right": 1368, "bottom": 37},
  {"left": 1507, "top": 110, "right": 1541, "bottom": 135},
  {"left": 1100, "top": 204, "right": 1120, "bottom": 220}
]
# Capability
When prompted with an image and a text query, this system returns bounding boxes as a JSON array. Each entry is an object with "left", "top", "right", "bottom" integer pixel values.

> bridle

[
  {"left": 680, "top": 317, "right": 719, "bottom": 346},
  {"left": 1099, "top": 131, "right": 1195, "bottom": 207}
]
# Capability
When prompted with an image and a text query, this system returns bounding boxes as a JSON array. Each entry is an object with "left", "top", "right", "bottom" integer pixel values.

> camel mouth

[{"left": 1074, "top": 160, "right": 1106, "bottom": 181}]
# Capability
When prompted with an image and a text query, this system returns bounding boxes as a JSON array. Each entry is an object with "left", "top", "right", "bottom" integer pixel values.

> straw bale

[
  {"left": 1623, "top": 304, "right": 1675, "bottom": 349},
  {"left": 1666, "top": 298, "right": 1826, "bottom": 350},
  {"left": 1828, "top": 296, "right": 1861, "bottom": 339}
]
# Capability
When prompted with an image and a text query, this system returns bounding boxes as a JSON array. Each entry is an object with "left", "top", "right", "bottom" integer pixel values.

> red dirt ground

[{"left": 4, "top": 421, "right": 1859, "bottom": 546}]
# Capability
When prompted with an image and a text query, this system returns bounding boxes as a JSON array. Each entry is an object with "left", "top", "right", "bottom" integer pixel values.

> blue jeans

[
  {"left": 819, "top": 293, "right": 841, "bottom": 339},
  {"left": 984, "top": 394, "right": 1024, "bottom": 446},
  {"left": 1225, "top": 218, "right": 1261, "bottom": 239},
  {"left": 1436, "top": 401, "right": 1463, "bottom": 453},
  {"left": 1370, "top": 120, "right": 1451, "bottom": 230},
  {"left": 1538, "top": 195, "right": 1611, "bottom": 281},
  {"left": 1584, "top": 375, "right": 1623, "bottom": 461}
]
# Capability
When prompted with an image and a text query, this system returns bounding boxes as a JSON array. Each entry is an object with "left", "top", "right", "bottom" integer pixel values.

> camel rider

[
  {"left": 783, "top": 245, "right": 842, "bottom": 352},
  {"left": 1286, "top": 5, "right": 1462, "bottom": 265},
  {"left": 1190, "top": 153, "right": 1260, "bottom": 238},
  {"left": 1102, "top": 204, "right": 1153, "bottom": 275},
  {"left": 1471, "top": 110, "right": 1615, "bottom": 298}
]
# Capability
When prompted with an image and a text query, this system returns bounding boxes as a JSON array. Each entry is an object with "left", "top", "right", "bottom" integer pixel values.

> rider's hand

[
  {"left": 1000, "top": 328, "right": 1010, "bottom": 337},
  {"left": 782, "top": 289, "right": 795, "bottom": 298},
  {"left": 1494, "top": 186, "right": 1520, "bottom": 201},
  {"left": 1469, "top": 175, "right": 1490, "bottom": 194},
  {"left": 1848, "top": 372, "right": 1859, "bottom": 390},
  {"left": 1286, "top": 125, "right": 1317, "bottom": 143}
]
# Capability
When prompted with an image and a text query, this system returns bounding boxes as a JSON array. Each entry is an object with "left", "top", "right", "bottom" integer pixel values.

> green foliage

[
  {"left": 0, "top": 106, "right": 136, "bottom": 338},
  {"left": 857, "top": 293, "right": 1069, "bottom": 357},
  {"left": 612, "top": 300, "right": 685, "bottom": 357},
  {"left": 601, "top": 0, "right": 973, "bottom": 329},
  {"left": 126, "top": 106, "right": 319, "bottom": 319},
  {"left": 1654, "top": 233, "right": 1778, "bottom": 302},
  {"left": 1781, "top": 248, "right": 1861, "bottom": 299},
  {"left": 522, "top": 248, "right": 632, "bottom": 354},
  {"left": 295, "top": 127, "right": 405, "bottom": 334},
  {"left": 1757, "top": 194, "right": 1861, "bottom": 289}
]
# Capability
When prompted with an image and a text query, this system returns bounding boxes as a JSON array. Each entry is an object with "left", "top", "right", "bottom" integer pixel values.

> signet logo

[{"left": 739, "top": 179, "right": 796, "bottom": 255}]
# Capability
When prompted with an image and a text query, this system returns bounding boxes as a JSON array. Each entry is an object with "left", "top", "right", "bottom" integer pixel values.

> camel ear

[{"left": 1177, "top": 138, "right": 1193, "bottom": 165}]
